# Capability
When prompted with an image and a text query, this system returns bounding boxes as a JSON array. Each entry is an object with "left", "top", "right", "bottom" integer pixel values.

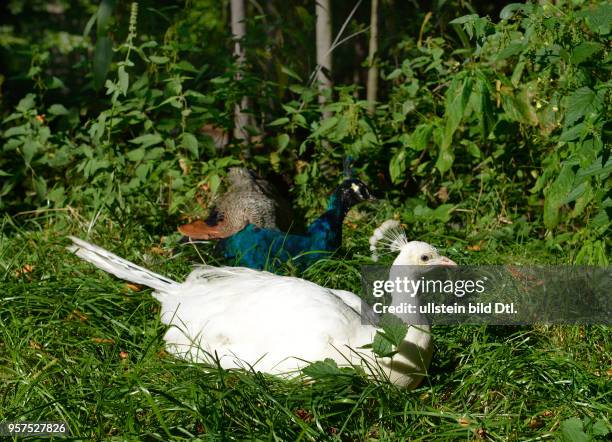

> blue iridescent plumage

[{"left": 219, "top": 179, "right": 372, "bottom": 270}]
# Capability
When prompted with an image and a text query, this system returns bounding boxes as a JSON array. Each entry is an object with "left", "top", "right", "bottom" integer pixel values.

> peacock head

[
  {"left": 332, "top": 179, "right": 373, "bottom": 211},
  {"left": 394, "top": 241, "right": 456, "bottom": 267},
  {"left": 369, "top": 219, "right": 456, "bottom": 266}
]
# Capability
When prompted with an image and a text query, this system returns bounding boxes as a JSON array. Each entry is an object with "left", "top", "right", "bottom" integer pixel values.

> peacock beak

[{"left": 428, "top": 256, "right": 457, "bottom": 266}]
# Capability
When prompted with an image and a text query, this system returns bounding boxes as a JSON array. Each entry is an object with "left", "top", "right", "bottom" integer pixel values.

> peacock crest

[{"left": 369, "top": 219, "right": 409, "bottom": 262}]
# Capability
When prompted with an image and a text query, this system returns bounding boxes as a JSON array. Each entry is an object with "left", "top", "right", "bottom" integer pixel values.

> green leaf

[
  {"left": 16, "top": 93, "right": 36, "bottom": 112},
  {"left": 501, "top": 90, "right": 537, "bottom": 125},
  {"left": 181, "top": 133, "right": 199, "bottom": 158},
  {"left": 565, "top": 87, "right": 602, "bottom": 126},
  {"left": 96, "top": 0, "right": 116, "bottom": 36},
  {"left": 559, "top": 123, "right": 586, "bottom": 142},
  {"left": 442, "top": 76, "right": 472, "bottom": 149},
  {"left": 558, "top": 418, "right": 588, "bottom": 442},
  {"left": 371, "top": 333, "right": 394, "bottom": 357},
  {"left": 3, "top": 124, "right": 28, "bottom": 138},
  {"left": 149, "top": 55, "right": 169, "bottom": 64},
  {"left": 499, "top": 3, "right": 531, "bottom": 20},
  {"left": 126, "top": 148, "right": 145, "bottom": 162},
  {"left": 449, "top": 14, "right": 479, "bottom": 25},
  {"left": 277, "top": 133, "right": 290, "bottom": 151},
  {"left": 22, "top": 139, "right": 39, "bottom": 165},
  {"left": 544, "top": 164, "right": 575, "bottom": 229},
  {"left": 436, "top": 147, "right": 455, "bottom": 174},
  {"left": 208, "top": 174, "right": 221, "bottom": 194},
  {"left": 93, "top": 37, "right": 113, "bottom": 91},
  {"left": 389, "top": 149, "right": 407, "bottom": 183},
  {"left": 281, "top": 65, "right": 303, "bottom": 82},
  {"left": 311, "top": 117, "right": 338, "bottom": 138},
  {"left": 48, "top": 104, "right": 69, "bottom": 116},
  {"left": 592, "top": 418, "right": 610, "bottom": 437},
  {"left": 129, "top": 133, "right": 163, "bottom": 148},
  {"left": 34, "top": 176, "right": 47, "bottom": 198},
  {"left": 580, "top": 3, "right": 611, "bottom": 35},
  {"left": 570, "top": 42, "right": 604, "bottom": 65},
  {"left": 302, "top": 358, "right": 352, "bottom": 379},
  {"left": 117, "top": 66, "right": 129, "bottom": 95},
  {"left": 432, "top": 204, "right": 454, "bottom": 222},
  {"left": 379, "top": 314, "right": 408, "bottom": 347},
  {"left": 371, "top": 314, "right": 409, "bottom": 358},
  {"left": 407, "top": 124, "right": 433, "bottom": 151},
  {"left": 268, "top": 117, "right": 289, "bottom": 127}
]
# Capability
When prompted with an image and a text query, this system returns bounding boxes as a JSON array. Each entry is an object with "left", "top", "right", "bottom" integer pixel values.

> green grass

[{"left": 0, "top": 211, "right": 610, "bottom": 441}]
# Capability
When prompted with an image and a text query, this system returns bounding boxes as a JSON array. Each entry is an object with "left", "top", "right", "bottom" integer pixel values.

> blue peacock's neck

[{"left": 303, "top": 193, "right": 349, "bottom": 250}]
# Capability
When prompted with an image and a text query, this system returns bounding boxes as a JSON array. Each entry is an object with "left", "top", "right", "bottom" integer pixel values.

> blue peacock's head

[{"left": 334, "top": 178, "right": 374, "bottom": 210}]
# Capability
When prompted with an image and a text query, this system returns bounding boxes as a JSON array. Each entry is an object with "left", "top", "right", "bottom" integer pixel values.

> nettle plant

[
  {"left": 454, "top": 2, "right": 610, "bottom": 263},
  {"left": 377, "top": 1, "right": 609, "bottom": 263},
  {"left": 1, "top": 2, "right": 243, "bottom": 222}
]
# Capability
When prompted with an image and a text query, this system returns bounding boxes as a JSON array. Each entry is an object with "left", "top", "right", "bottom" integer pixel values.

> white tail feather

[{"left": 68, "top": 236, "right": 178, "bottom": 292}]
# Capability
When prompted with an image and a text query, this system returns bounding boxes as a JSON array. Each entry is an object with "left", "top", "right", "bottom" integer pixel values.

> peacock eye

[{"left": 421, "top": 254, "right": 429, "bottom": 262}]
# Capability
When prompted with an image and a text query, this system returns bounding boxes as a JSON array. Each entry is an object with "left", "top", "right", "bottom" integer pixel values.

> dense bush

[{"left": 0, "top": 0, "right": 609, "bottom": 263}]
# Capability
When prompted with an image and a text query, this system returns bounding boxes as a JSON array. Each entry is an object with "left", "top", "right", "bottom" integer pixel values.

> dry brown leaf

[
  {"left": 467, "top": 244, "right": 482, "bottom": 251},
  {"left": 458, "top": 417, "right": 470, "bottom": 427},
  {"left": 435, "top": 186, "right": 449, "bottom": 202},
  {"left": 529, "top": 418, "right": 543, "bottom": 429},
  {"left": 156, "top": 349, "right": 169, "bottom": 359},
  {"left": 294, "top": 408, "right": 314, "bottom": 423},
  {"left": 178, "top": 158, "right": 190, "bottom": 175},
  {"left": 91, "top": 337, "right": 115, "bottom": 344},
  {"left": 29, "top": 340, "right": 42, "bottom": 350},
  {"left": 498, "top": 214, "right": 513, "bottom": 225},
  {"left": 149, "top": 246, "right": 165, "bottom": 256},
  {"left": 124, "top": 283, "right": 141, "bottom": 292},
  {"left": 15, "top": 264, "right": 34, "bottom": 276},
  {"left": 475, "top": 427, "right": 488, "bottom": 439},
  {"left": 68, "top": 309, "right": 88, "bottom": 322}
]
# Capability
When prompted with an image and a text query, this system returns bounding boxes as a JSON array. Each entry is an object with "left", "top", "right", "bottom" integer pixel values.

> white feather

[{"left": 68, "top": 234, "right": 453, "bottom": 388}]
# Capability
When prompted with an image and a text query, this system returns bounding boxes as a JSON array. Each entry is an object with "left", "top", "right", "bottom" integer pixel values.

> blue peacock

[{"left": 180, "top": 178, "right": 373, "bottom": 270}]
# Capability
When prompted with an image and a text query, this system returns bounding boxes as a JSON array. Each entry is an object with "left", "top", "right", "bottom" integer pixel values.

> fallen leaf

[
  {"left": 68, "top": 309, "right": 88, "bottom": 322},
  {"left": 498, "top": 214, "right": 513, "bottom": 224},
  {"left": 91, "top": 337, "right": 115, "bottom": 344},
  {"left": 467, "top": 244, "right": 482, "bottom": 251},
  {"left": 542, "top": 410, "right": 553, "bottom": 417},
  {"left": 156, "top": 349, "right": 168, "bottom": 359},
  {"left": 475, "top": 427, "right": 487, "bottom": 439},
  {"left": 178, "top": 158, "right": 190, "bottom": 175},
  {"left": 296, "top": 160, "right": 308, "bottom": 174},
  {"left": 149, "top": 246, "right": 165, "bottom": 256},
  {"left": 29, "top": 340, "right": 42, "bottom": 350},
  {"left": 295, "top": 408, "right": 313, "bottom": 423},
  {"left": 119, "top": 351, "right": 129, "bottom": 360},
  {"left": 458, "top": 417, "right": 470, "bottom": 427},
  {"left": 15, "top": 264, "right": 34, "bottom": 276},
  {"left": 435, "top": 186, "right": 449, "bottom": 202},
  {"left": 529, "top": 418, "right": 543, "bottom": 429}
]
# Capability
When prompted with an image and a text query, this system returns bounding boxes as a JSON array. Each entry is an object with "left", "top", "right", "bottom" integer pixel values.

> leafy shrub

[{"left": 0, "top": 1, "right": 609, "bottom": 261}]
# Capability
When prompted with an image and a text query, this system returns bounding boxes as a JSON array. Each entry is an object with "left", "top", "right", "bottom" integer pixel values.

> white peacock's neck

[{"left": 387, "top": 265, "right": 430, "bottom": 326}]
